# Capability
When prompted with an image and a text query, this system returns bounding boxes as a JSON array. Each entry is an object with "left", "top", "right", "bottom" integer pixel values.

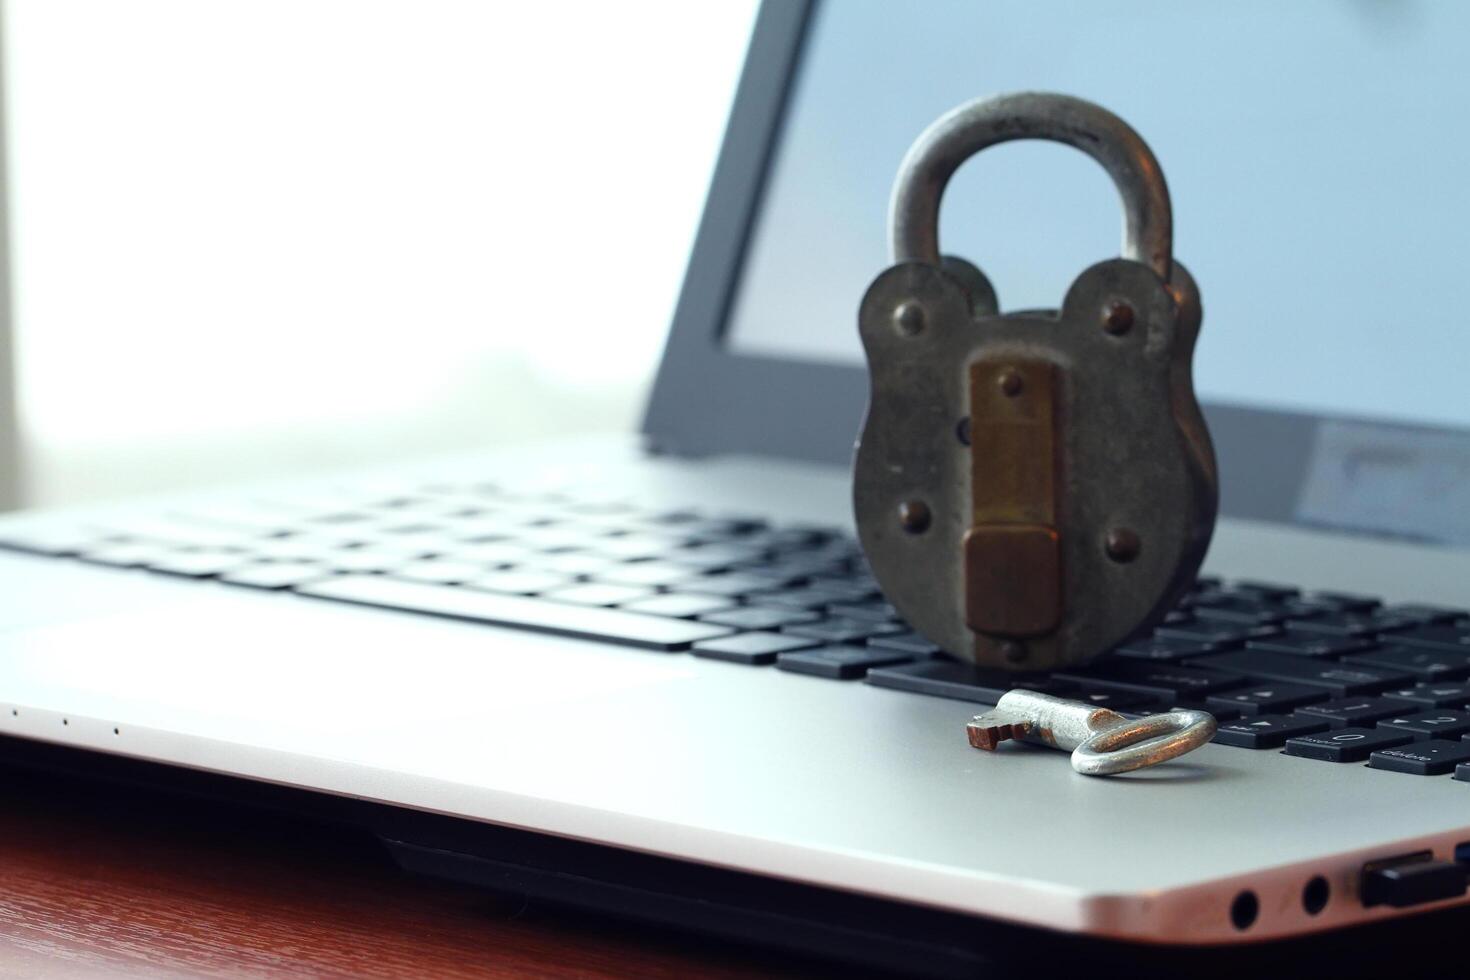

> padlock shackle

[{"left": 890, "top": 92, "right": 1173, "bottom": 284}]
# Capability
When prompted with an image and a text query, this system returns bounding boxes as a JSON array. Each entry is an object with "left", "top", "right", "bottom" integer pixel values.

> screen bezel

[{"left": 639, "top": 0, "right": 1372, "bottom": 529}]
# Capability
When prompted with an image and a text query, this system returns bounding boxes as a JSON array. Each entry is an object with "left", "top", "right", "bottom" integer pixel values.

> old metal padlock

[{"left": 853, "top": 92, "right": 1218, "bottom": 672}]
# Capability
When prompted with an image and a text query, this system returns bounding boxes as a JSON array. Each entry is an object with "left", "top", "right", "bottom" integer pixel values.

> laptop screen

[{"left": 725, "top": 0, "right": 1470, "bottom": 436}]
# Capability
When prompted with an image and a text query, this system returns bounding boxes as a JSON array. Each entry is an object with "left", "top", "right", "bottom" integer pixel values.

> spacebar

[{"left": 296, "top": 576, "right": 734, "bottom": 651}]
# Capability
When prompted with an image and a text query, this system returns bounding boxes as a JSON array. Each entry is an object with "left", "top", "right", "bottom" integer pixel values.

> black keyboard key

[
  {"left": 1296, "top": 697, "right": 1403, "bottom": 728},
  {"left": 867, "top": 631, "right": 942, "bottom": 656},
  {"left": 594, "top": 562, "right": 703, "bottom": 589},
  {"left": 392, "top": 559, "right": 496, "bottom": 585},
  {"left": 801, "top": 584, "right": 883, "bottom": 606},
  {"left": 1056, "top": 660, "right": 1245, "bottom": 699},
  {"left": 1284, "top": 727, "right": 1413, "bottom": 763},
  {"left": 589, "top": 535, "right": 679, "bottom": 562},
  {"left": 441, "top": 540, "right": 535, "bottom": 566},
  {"left": 863, "top": 660, "right": 1076, "bottom": 704},
  {"left": 1213, "top": 714, "right": 1329, "bottom": 749},
  {"left": 692, "top": 632, "right": 820, "bottom": 665},
  {"left": 744, "top": 556, "right": 844, "bottom": 582},
  {"left": 1190, "top": 649, "right": 1409, "bottom": 696},
  {"left": 1206, "top": 683, "right": 1327, "bottom": 715},
  {"left": 1285, "top": 611, "right": 1420, "bottom": 638},
  {"left": 559, "top": 499, "right": 637, "bottom": 518},
  {"left": 676, "top": 515, "right": 767, "bottom": 539},
  {"left": 695, "top": 576, "right": 812, "bottom": 601},
  {"left": 619, "top": 593, "right": 737, "bottom": 619},
  {"left": 1371, "top": 740, "right": 1470, "bottom": 776},
  {"left": 784, "top": 618, "right": 906, "bottom": 644},
  {"left": 642, "top": 508, "right": 701, "bottom": 526},
  {"left": 1245, "top": 632, "right": 1377, "bottom": 658},
  {"left": 1113, "top": 637, "right": 1219, "bottom": 661},
  {"left": 827, "top": 601, "right": 900, "bottom": 623},
  {"left": 1382, "top": 683, "right": 1470, "bottom": 709},
  {"left": 765, "top": 524, "right": 841, "bottom": 548},
  {"left": 466, "top": 570, "right": 571, "bottom": 596},
  {"left": 219, "top": 562, "right": 335, "bottom": 590},
  {"left": 1378, "top": 710, "right": 1470, "bottom": 741},
  {"left": 804, "top": 576, "right": 881, "bottom": 598},
  {"left": 145, "top": 549, "right": 253, "bottom": 578},
  {"left": 1071, "top": 690, "right": 1160, "bottom": 712},
  {"left": 1191, "top": 596, "right": 1292, "bottom": 626},
  {"left": 296, "top": 576, "right": 733, "bottom": 651},
  {"left": 542, "top": 584, "right": 655, "bottom": 607},
  {"left": 529, "top": 555, "right": 620, "bottom": 578},
  {"left": 1192, "top": 608, "right": 1292, "bottom": 629},
  {"left": 77, "top": 543, "right": 171, "bottom": 568},
  {"left": 248, "top": 536, "right": 356, "bottom": 563},
  {"left": 1172, "top": 699, "right": 1243, "bottom": 722},
  {"left": 1391, "top": 624, "right": 1470, "bottom": 653},
  {"left": 1343, "top": 645, "right": 1470, "bottom": 682},
  {"left": 1304, "top": 591, "right": 1381, "bottom": 613},
  {"left": 755, "top": 590, "right": 854, "bottom": 613},
  {"left": 323, "top": 549, "right": 410, "bottom": 574},
  {"left": 663, "top": 543, "right": 767, "bottom": 571},
  {"left": 1276, "top": 598, "right": 1336, "bottom": 619},
  {"left": 1190, "top": 589, "right": 1275, "bottom": 610},
  {"left": 776, "top": 645, "right": 913, "bottom": 680},
  {"left": 698, "top": 606, "right": 821, "bottom": 631},
  {"left": 1227, "top": 580, "right": 1300, "bottom": 601},
  {"left": 497, "top": 525, "right": 593, "bottom": 554},
  {"left": 1383, "top": 603, "right": 1469, "bottom": 626},
  {"left": 1155, "top": 620, "right": 1276, "bottom": 648}
]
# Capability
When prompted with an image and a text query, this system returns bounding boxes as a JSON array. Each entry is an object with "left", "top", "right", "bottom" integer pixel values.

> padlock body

[{"left": 853, "top": 258, "right": 1216, "bottom": 671}]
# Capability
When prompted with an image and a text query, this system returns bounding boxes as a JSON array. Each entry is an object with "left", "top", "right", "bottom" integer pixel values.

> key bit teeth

[{"left": 966, "top": 717, "right": 1032, "bottom": 750}]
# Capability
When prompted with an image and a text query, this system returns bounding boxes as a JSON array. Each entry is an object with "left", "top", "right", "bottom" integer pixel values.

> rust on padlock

[
  {"left": 853, "top": 93, "right": 1219, "bottom": 670},
  {"left": 964, "top": 358, "right": 1061, "bottom": 637}
]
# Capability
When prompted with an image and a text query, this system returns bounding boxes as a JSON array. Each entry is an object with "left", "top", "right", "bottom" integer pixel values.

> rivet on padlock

[{"left": 852, "top": 92, "right": 1218, "bottom": 672}]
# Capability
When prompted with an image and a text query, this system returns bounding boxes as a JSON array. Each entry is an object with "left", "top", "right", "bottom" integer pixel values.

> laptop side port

[{"left": 1360, "top": 850, "right": 1469, "bottom": 908}]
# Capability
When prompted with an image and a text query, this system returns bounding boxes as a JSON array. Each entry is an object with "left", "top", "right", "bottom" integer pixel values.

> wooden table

[{"left": 0, "top": 765, "right": 830, "bottom": 978}]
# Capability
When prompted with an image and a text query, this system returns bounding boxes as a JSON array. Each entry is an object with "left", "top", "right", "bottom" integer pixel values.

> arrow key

[
  {"left": 1207, "top": 683, "right": 1327, "bottom": 716},
  {"left": 1295, "top": 696, "right": 1403, "bottom": 729},
  {"left": 1382, "top": 683, "right": 1470, "bottom": 709},
  {"left": 1213, "top": 714, "right": 1329, "bottom": 749},
  {"left": 1378, "top": 710, "right": 1470, "bottom": 741}
]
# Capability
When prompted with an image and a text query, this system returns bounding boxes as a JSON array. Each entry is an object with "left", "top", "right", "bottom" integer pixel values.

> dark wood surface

[{"left": 0, "top": 767, "right": 834, "bottom": 979}]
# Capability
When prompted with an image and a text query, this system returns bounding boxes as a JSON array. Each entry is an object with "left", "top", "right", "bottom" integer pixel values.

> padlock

[{"left": 853, "top": 92, "right": 1218, "bottom": 672}]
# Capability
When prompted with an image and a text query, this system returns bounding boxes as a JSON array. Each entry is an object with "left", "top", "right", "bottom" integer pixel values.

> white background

[{"left": 5, "top": 0, "right": 756, "bottom": 506}]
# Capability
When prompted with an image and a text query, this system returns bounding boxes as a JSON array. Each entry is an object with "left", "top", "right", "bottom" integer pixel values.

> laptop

[{"left": 4, "top": 0, "right": 1470, "bottom": 973}]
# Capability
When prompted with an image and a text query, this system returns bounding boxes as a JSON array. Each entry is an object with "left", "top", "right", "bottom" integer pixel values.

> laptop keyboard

[{"left": 4, "top": 483, "right": 1469, "bottom": 776}]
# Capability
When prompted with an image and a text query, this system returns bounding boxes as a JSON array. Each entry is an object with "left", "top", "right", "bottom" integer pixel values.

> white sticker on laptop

[{"left": 1295, "top": 419, "right": 1470, "bottom": 546}]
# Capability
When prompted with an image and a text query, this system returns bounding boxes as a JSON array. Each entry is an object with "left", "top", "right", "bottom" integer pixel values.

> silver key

[{"left": 966, "top": 689, "right": 1217, "bottom": 776}]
